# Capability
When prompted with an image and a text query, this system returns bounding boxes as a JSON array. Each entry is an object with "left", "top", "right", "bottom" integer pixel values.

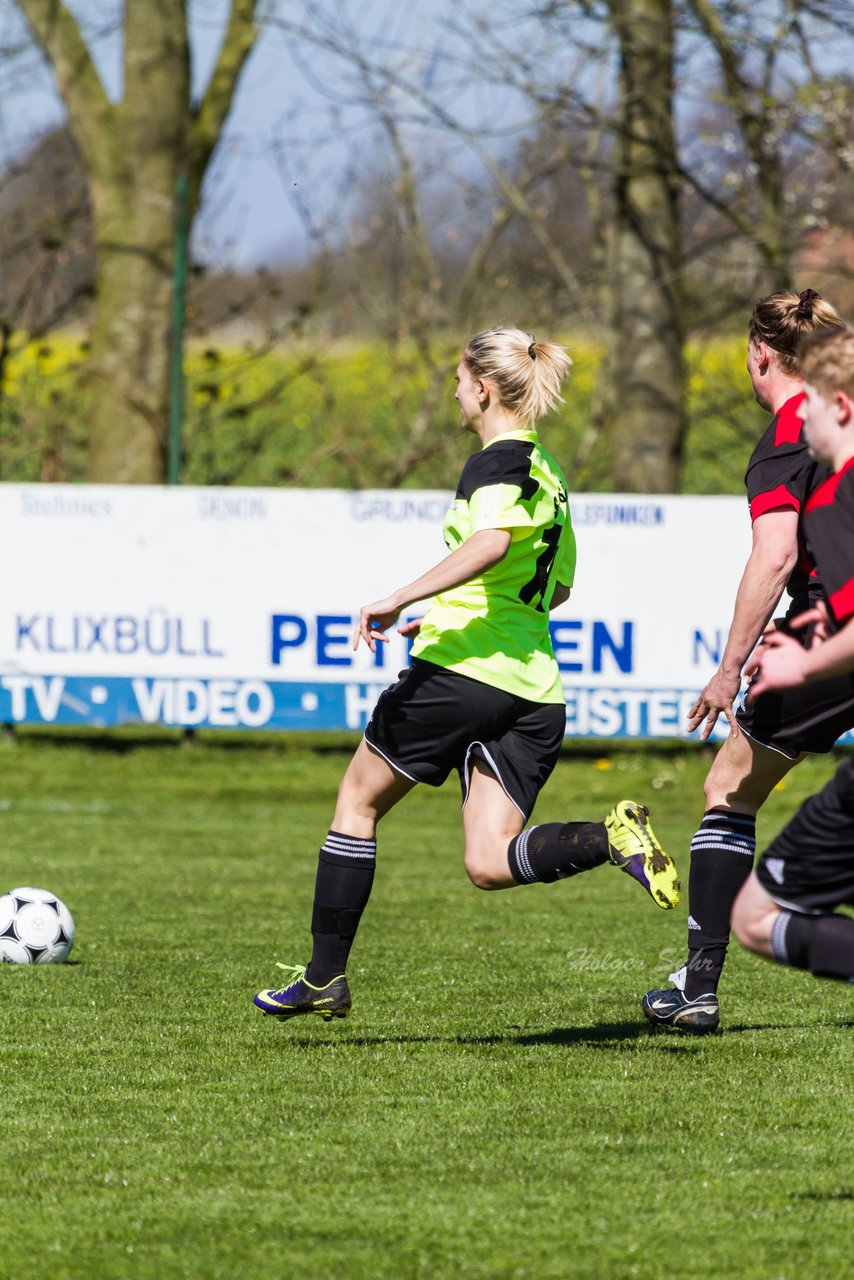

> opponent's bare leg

[
  {"left": 703, "top": 730, "right": 804, "bottom": 813},
  {"left": 662, "top": 730, "right": 804, "bottom": 1011},
  {"left": 730, "top": 872, "right": 780, "bottom": 958},
  {"left": 732, "top": 871, "right": 854, "bottom": 981}
]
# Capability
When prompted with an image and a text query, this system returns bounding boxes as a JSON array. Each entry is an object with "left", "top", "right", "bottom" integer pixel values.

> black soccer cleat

[{"left": 642, "top": 986, "right": 720, "bottom": 1035}]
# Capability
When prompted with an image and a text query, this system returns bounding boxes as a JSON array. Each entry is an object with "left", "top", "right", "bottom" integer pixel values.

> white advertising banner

[{"left": 0, "top": 483, "right": 782, "bottom": 740}]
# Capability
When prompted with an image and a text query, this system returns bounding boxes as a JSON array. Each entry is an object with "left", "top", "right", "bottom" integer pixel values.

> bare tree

[
  {"left": 684, "top": 0, "right": 793, "bottom": 290},
  {"left": 5, "top": 0, "right": 853, "bottom": 493},
  {"left": 607, "top": 0, "right": 685, "bottom": 491},
  {"left": 14, "top": 0, "right": 259, "bottom": 481},
  {"left": 263, "top": 3, "right": 610, "bottom": 485},
  {"left": 679, "top": 0, "right": 854, "bottom": 299},
  {"left": 409, "top": 0, "right": 686, "bottom": 490}
]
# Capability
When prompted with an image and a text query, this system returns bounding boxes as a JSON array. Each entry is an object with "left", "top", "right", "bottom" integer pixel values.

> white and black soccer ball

[{"left": 0, "top": 887, "right": 75, "bottom": 964}]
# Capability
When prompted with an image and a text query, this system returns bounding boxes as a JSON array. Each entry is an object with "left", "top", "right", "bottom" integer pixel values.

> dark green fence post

[{"left": 168, "top": 174, "right": 189, "bottom": 485}]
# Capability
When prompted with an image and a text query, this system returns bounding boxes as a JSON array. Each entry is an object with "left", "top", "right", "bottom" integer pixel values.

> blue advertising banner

[
  {"left": 0, "top": 674, "right": 712, "bottom": 735},
  {"left": 0, "top": 484, "right": 785, "bottom": 741}
]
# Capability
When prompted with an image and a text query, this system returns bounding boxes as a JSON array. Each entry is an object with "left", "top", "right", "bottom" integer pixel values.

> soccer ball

[{"left": 0, "top": 887, "right": 75, "bottom": 964}]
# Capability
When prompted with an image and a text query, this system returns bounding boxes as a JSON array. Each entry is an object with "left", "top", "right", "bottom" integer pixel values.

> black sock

[
  {"left": 772, "top": 911, "right": 854, "bottom": 982},
  {"left": 508, "top": 822, "right": 609, "bottom": 884},
  {"left": 683, "top": 808, "right": 755, "bottom": 999},
  {"left": 305, "top": 831, "right": 376, "bottom": 985}
]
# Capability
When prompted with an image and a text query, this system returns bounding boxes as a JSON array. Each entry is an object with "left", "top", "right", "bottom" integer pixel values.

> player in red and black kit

[
  {"left": 737, "top": 378, "right": 854, "bottom": 752},
  {"left": 734, "top": 326, "right": 854, "bottom": 982},
  {"left": 643, "top": 289, "right": 850, "bottom": 1033}
]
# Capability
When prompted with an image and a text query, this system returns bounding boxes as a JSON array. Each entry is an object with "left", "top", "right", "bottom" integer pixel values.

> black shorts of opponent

[
  {"left": 738, "top": 614, "right": 854, "bottom": 759},
  {"left": 364, "top": 658, "right": 566, "bottom": 822},
  {"left": 755, "top": 757, "right": 854, "bottom": 913}
]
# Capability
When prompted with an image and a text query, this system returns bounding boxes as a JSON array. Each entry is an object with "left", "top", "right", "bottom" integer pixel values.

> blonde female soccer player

[{"left": 254, "top": 326, "right": 679, "bottom": 1023}]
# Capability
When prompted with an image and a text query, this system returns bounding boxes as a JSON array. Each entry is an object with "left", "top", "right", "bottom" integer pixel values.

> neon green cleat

[
  {"left": 605, "top": 801, "right": 680, "bottom": 910},
  {"left": 254, "top": 963, "right": 351, "bottom": 1020}
]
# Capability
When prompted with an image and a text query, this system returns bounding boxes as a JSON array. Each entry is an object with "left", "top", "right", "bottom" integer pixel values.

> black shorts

[
  {"left": 364, "top": 658, "right": 566, "bottom": 821},
  {"left": 738, "top": 618, "right": 854, "bottom": 758},
  {"left": 756, "top": 757, "right": 854, "bottom": 913},
  {"left": 737, "top": 674, "right": 854, "bottom": 759}
]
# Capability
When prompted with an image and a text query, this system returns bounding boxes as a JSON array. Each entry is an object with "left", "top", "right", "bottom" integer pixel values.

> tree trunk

[
  {"left": 85, "top": 0, "right": 189, "bottom": 482},
  {"left": 16, "top": 0, "right": 258, "bottom": 484},
  {"left": 608, "top": 0, "right": 685, "bottom": 493},
  {"left": 85, "top": 193, "right": 175, "bottom": 483}
]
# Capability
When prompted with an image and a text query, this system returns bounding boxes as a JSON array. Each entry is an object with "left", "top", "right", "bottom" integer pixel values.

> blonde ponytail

[{"left": 464, "top": 326, "right": 571, "bottom": 425}]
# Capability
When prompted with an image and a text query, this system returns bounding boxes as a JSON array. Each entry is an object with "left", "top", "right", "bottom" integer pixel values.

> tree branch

[
  {"left": 686, "top": 0, "right": 768, "bottom": 170},
  {"left": 189, "top": 0, "right": 260, "bottom": 207},
  {"left": 269, "top": 12, "right": 595, "bottom": 323},
  {"left": 14, "top": 0, "right": 114, "bottom": 173}
]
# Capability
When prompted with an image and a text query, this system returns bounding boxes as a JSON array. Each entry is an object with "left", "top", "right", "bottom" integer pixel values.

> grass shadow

[
  {"left": 282, "top": 1018, "right": 806, "bottom": 1051},
  {"left": 516, "top": 1022, "right": 648, "bottom": 1047},
  {"left": 285, "top": 1023, "right": 651, "bottom": 1049},
  {"left": 288, "top": 1033, "right": 511, "bottom": 1049},
  {"left": 790, "top": 1189, "right": 853, "bottom": 1202}
]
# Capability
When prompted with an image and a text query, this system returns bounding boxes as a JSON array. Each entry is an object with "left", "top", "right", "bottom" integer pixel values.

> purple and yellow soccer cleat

[
  {"left": 254, "top": 963, "right": 351, "bottom": 1021},
  {"left": 605, "top": 800, "right": 681, "bottom": 910}
]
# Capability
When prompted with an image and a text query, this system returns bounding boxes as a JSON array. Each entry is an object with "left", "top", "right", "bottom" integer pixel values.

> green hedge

[{"left": 0, "top": 333, "right": 765, "bottom": 491}]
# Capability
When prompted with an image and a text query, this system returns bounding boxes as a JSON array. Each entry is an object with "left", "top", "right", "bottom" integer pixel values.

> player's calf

[
  {"left": 502, "top": 801, "right": 679, "bottom": 909},
  {"left": 772, "top": 912, "right": 854, "bottom": 981},
  {"left": 733, "top": 873, "right": 854, "bottom": 982}
]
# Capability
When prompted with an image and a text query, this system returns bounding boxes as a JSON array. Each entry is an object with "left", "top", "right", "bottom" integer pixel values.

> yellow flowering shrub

[{"left": 0, "top": 331, "right": 759, "bottom": 492}]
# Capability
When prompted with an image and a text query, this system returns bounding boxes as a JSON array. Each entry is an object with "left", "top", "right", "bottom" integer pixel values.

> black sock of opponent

[
  {"left": 508, "top": 822, "right": 609, "bottom": 885},
  {"left": 305, "top": 830, "right": 376, "bottom": 986},
  {"left": 773, "top": 911, "right": 854, "bottom": 982},
  {"left": 684, "top": 808, "right": 755, "bottom": 999}
]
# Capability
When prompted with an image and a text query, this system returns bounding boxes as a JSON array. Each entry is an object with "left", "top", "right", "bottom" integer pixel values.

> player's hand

[
  {"left": 786, "top": 600, "right": 831, "bottom": 645},
  {"left": 747, "top": 630, "right": 811, "bottom": 699},
  {"left": 686, "top": 668, "right": 742, "bottom": 741},
  {"left": 397, "top": 617, "right": 423, "bottom": 638},
  {"left": 353, "top": 594, "right": 403, "bottom": 651}
]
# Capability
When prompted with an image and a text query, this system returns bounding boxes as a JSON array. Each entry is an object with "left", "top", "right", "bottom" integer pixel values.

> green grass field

[{"left": 1, "top": 735, "right": 851, "bottom": 1280}]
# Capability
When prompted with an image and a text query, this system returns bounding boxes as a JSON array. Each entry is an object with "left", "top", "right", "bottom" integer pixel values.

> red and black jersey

[
  {"left": 744, "top": 391, "right": 828, "bottom": 609},
  {"left": 804, "top": 457, "right": 854, "bottom": 628}
]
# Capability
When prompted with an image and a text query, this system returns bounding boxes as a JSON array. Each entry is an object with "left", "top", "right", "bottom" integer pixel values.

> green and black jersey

[{"left": 412, "top": 428, "right": 575, "bottom": 704}]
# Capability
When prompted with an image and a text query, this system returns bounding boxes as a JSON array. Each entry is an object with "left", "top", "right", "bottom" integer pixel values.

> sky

[
  {"left": 3, "top": 1, "right": 849, "bottom": 273},
  {"left": 0, "top": 0, "right": 533, "bottom": 269},
  {"left": 0, "top": 0, "right": 338, "bottom": 266}
]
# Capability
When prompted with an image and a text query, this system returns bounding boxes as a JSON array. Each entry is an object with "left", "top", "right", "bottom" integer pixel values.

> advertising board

[{"left": 0, "top": 485, "right": 775, "bottom": 741}]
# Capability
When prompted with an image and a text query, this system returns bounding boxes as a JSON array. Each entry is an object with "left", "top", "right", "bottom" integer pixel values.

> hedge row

[{"left": 0, "top": 333, "right": 763, "bottom": 491}]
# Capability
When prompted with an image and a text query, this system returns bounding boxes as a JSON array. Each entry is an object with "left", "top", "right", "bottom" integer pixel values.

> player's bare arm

[
  {"left": 354, "top": 528, "right": 512, "bottom": 651},
  {"left": 688, "top": 508, "right": 799, "bottom": 739},
  {"left": 397, "top": 579, "right": 568, "bottom": 643}
]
